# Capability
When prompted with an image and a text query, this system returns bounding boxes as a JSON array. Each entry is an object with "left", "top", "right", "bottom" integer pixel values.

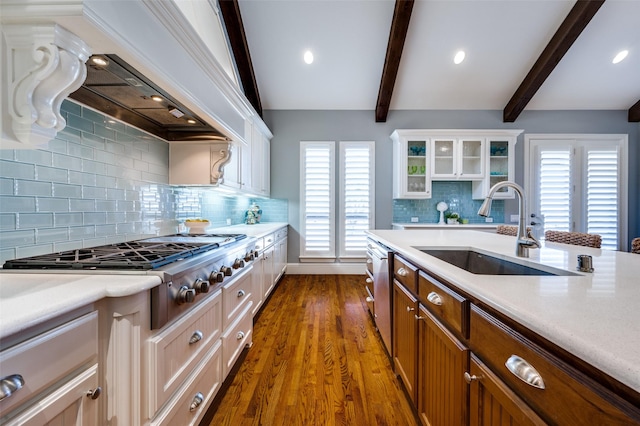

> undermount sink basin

[{"left": 420, "top": 249, "right": 577, "bottom": 276}]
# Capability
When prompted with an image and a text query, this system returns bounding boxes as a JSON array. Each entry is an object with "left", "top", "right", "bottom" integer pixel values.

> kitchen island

[{"left": 367, "top": 228, "right": 640, "bottom": 424}]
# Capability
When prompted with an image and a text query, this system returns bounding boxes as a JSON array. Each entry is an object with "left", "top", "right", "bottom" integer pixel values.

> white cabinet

[
  {"left": 431, "top": 138, "right": 484, "bottom": 180},
  {"left": 392, "top": 129, "right": 522, "bottom": 200},
  {"left": 391, "top": 130, "right": 432, "bottom": 199},
  {"left": 0, "top": 311, "right": 100, "bottom": 426},
  {"left": 250, "top": 123, "right": 271, "bottom": 197},
  {"left": 169, "top": 142, "right": 233, "bottom": 186},
  {"left": 274, "top": 227, "right": 288, "bottom": 282}
]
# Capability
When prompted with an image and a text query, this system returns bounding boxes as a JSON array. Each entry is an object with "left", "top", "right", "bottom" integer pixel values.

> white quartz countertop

[
  {"left": 392, "top": 222, "right": 499, "bottom": 229},
  {"left": 0, "top": 273, "right": 161, "bottom": 339},
  {"left": 208, "top": 222, "right": 288, "bottom": 238},
  {"left": 367, "top": 229, "right": 640, "bottom": 393}
]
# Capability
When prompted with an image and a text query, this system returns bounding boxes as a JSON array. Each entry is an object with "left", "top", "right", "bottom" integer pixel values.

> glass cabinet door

[
  {"left": 459, "top": 139, "right": 484, "bottom": 178},
  {"left": 407, "top": 140, "right": 429, "bottom": 195},
  {"left": 432, "top": 139, "right": 455, "bottom": 177},
  {"left": 488, "top": 140, "right": 510, "bottom": 194}
]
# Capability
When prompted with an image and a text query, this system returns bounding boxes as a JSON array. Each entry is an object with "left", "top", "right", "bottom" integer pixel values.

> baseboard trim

[{"left": 286, "top": 263, "right": 365, "bottom": 275}]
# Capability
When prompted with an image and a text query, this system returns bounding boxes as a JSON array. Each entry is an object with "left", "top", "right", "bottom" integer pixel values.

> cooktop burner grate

[{"left": 2, "top": 240, "right": 220, "bottom": 270}]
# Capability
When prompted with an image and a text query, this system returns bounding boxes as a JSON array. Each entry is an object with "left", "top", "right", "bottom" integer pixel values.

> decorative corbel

[
  {"left": 210, "top": 143, "right": 232, "bottom": 184},
  {"left": 2, "top": 24, "right": 91, "bottom": 146}
]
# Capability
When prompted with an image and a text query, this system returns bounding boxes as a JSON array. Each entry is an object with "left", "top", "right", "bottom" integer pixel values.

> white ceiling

[{"left": 237, "top": 0, "right": 640, "bottom": 113}]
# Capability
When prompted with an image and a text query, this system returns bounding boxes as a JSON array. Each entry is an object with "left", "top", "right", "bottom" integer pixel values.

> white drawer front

[
  {"left": 150, "top": 341, "right": 223, "bottom": 426},
  {"left": 0, "top": 311, "right": 98, "bottom": 415},
  {"left": 147, "top": 289, "right": 222, "bottom": 417},
  {"left": 222, "top": 304, "right": 253, "bottom": 378},
  {"left": 222, "top": 267, "right": 252, "bottom": 330}
]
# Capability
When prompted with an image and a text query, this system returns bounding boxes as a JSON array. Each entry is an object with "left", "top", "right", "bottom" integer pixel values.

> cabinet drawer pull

[
  {"left": 397, "top": 267, "right": 408, "bottom": 277},
  {"left": 406, "top": 306, "right": 415, "bottom": 312},
  {"left": 415, "top": 314, "right": 425, "bottom": 321},
  {"left": 237, "top": 289, "right": 246, "bottom": 298},
  {"left": 505, "top": 355, "right": 546, "bottom": 389},
  {"left": 86, "top": 386, "right": 102, "bottom": 400},
  {"left": 0, "top": 374, "right": 24, "bottom": 401},
  {"left": 236, "top": 331, "right": 245, "bottom": 340},
  {"left": 427, "top": 291, "right": 443, "bottom": 306},
  {"left": 189, "top": 330, "right": 204, "bottom": 344},
  {"left": 189, "top": 392, "right": 204, "bottom": 412},
  {"left": 464, "top": 372, "right": 480, "bottom": 384}
]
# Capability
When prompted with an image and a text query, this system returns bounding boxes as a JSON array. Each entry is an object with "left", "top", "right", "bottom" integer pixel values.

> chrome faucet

[{"left": 478, "top": 181, "right": 540, "bottom": 257}]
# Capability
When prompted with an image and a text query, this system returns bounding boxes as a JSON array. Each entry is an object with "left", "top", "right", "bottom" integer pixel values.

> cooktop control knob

[
  {"left": 209, "top": 270, "right": 224, "bottom": 283},
  {"left": 193, "top": 278, "right": 210, "bottom": 294},
  {"left": 177, "top": 285, "right": 196, "bottom": 304},
  {"left": 220, "top": 265, "right": 232, "bottom": 276},
  {"left": 244, "top": 252, "right": 254, "bottom": 262},
  {"left": 233, "top": 258, "right": 245, "bottom": 269}
]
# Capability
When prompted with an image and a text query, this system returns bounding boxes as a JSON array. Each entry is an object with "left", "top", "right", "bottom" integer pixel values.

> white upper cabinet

[
  {"left": 431, "top": 138, "right": 484, "bottom": 180},
  {"left": 391, "top": 130, "right": 432, "bottom": 199},
  {"left": 392, "top": 129, "right": 523, "bottom": 200}
]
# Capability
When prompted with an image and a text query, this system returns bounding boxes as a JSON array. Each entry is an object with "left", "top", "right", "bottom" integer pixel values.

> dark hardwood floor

[{"left": 205, "top": 274, "right": 418, "bottom": 426}]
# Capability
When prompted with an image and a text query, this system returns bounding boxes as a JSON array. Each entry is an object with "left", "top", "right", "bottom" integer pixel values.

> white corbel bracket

[
  {"left": 3, "top": 24, "right": 91, "bottom": 147},
  {"left": 210, "top": 143, "right": 231, "bottom": 184}
]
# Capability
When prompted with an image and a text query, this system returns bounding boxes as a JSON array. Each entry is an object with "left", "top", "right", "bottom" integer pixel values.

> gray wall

[{"left": 262, "top": 109, "right": 639, "bottom": 261}]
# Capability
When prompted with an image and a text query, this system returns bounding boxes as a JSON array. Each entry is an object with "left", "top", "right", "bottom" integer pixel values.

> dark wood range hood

[{"left": 69, "top": 54, "right": 228, "bottom": 142}]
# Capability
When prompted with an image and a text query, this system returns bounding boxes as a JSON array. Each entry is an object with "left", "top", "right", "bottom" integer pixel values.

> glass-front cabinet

[
  {"left": 392, "top": 129, "right": 523, "bottom": 200},
  {"left": 431, "top": 138, "right": 484, "bottom": 179},
  {"left": 391, "top": 130, "right": 432, "bottom": 199}
]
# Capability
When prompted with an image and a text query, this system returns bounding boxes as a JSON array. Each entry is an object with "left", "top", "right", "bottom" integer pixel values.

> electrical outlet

[
  {"left": 226, "top": 218, "right": 231, "bottom": 225},
  {"left": 510, "top": 214, "right": 519, "bottom": 222},
  {"left": 485, "top": 217, "right": 494, "bottom": 223},
  {"left": 411, "top": 217, "right": 419, "bottom": 223}
]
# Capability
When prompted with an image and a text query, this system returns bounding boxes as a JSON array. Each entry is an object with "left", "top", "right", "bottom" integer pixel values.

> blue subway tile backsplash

[
  {"left": 393, "top": 181, "right": 504, "bottom": 224},
  {"left": 0, "top": 100, "right": 288, "bottom": 263}
]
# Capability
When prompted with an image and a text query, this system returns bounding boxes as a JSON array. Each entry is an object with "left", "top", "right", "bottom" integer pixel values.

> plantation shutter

[
  {"left": 339, "top": 142, "right": 375, "bottom": 259},
  {"left": 300, "top": 142, "right": 335, "bottom": 260},
  {"left": 538, "top": 148, "right": 572, "bottom": 232},
  {"left": 586, "top": 149, "right": 618, "bottom": 250}
]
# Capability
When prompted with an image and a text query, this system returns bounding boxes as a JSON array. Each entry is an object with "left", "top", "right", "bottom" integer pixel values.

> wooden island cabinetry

[{"left": 390, "top": 253, "right": 640, "bottom": 426}]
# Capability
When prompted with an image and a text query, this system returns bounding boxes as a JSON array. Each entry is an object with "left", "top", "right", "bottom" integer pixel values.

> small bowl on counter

[{"left": 184, "top": 219, "right": 210, "bottom": 234}]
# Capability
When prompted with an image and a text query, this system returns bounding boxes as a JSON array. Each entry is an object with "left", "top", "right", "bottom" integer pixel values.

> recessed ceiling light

[
  {"left": 612, "top": 50, "right": 628, "bottom": 64},
  {"left": 187, "top": 119, "right": 196, "bottom": 124},
  {"left": 151, "top": 95, "right": 163, "bottom": 102},
  {"left": 454, "top": 50, "right": 466, "bottom": 65},
  {"left": 303, "top": 50, "right": 314, "bottom": 65}
]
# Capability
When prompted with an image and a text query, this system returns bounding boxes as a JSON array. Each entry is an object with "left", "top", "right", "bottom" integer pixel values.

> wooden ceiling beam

[
  {"left": 219, "top": 0, "right": 263, "bottom": 117},
  {"left": 629, "top": 100, "right": 640, "bottom": 122},
  {"left": 375, "top": 0, "right": 414, "bottom": 123},
  {"left": 503, "top": 0, "right": 605, "bottom": 123}
]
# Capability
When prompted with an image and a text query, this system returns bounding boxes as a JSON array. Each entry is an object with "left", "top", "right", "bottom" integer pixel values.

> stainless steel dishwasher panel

[{"left": 367, "top": 239, "right": 392, "bottom": 355}]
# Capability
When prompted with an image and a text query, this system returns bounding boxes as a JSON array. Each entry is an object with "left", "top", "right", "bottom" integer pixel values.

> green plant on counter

[{"left": 445, "top": 212, "right": 459, "bottom": 220}]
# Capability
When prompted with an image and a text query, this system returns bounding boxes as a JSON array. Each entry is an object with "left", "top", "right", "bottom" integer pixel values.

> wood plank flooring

[{"left": 205, "top": 274, "right": 418, "bottom": 426}]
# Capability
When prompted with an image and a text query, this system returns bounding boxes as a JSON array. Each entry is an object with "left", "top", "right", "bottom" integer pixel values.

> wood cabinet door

[
  {"left": 393, "top": 280, "right": 418, "bottom": 403},
  {"left": 468, "top": 354, "right": 546, "bottom": 426},
  {"left": 418, "top": 305, "right": 469, "bottom": 426}
]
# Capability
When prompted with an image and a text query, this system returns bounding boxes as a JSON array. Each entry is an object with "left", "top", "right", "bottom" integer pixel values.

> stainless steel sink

[{"left": 420, "top": 249, "right": 577, "bottom": 276}]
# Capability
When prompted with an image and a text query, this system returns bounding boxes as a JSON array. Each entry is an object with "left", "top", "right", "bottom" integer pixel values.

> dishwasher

[{"left": 366, "top": 238, "right": 392, "bottom": 355}]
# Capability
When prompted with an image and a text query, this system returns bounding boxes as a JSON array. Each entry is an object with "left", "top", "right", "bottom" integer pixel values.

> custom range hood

[{"left": 69, "top": 54, "right": 228, "bottom": 142}]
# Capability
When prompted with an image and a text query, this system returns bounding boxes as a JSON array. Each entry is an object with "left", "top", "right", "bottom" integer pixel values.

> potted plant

[{"left": 445, "top": 212, "right": 459, "bottom": 225}]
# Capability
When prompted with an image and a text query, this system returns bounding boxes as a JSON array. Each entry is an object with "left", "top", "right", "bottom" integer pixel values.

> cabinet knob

[
  {"left": 236, "top": 331, "right": 245, "bottom": 340},
  {"left": 86, "top": 386, "right": 102, "bottom": 400},
  {"left": 464, "top": 372, "right": 480, "bottom": 384},
  {"left": 397, "top": 267, "right": 408, "bottom": 277},
  {"left": 0, "top": 374, "right": 24, "bottom": 401},
  {"left": 414, "top": 314, "right": 425, "bottom": 321},
  {"left": 365, "top": 296, "right": 374, "bottom": 303},
  {"left": 505, "top": 355, "right": 546, "bottom": 389},
  {"left": 406, "top": 306, "right": 415, "bottom": 312},
  {"left": 189, "top": 330, "right": 204, "bottom": 344},
  {"left": 189, "top": 392, "right": 204, "bottom": 412},
  {"left": 366, "top": 277, "right": 373, "bottom": 284},
  {"left": 366, "top": 259, "right": 373, "bottom": 264},
  {"left": 427, "top": 291, "right": 443, "bottom": 306},
  {"left": 237, "top": 289, "right": 246, "bottom": 298}
]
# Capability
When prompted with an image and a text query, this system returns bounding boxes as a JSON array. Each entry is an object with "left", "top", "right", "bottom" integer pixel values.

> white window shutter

[
  {"left": 586, "top": 149, "right": 618, "bottom": 250},
  {"left": 300, "top": 142, "right": 335, "bottom": 260},
  {"left": 538, "top": 149, "right": 572, "bottom": 232},
  {"left": 339, "top": 142, "right": 375, "bottom": 259}
]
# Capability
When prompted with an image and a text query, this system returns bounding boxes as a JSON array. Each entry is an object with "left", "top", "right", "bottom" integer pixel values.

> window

[
  {"left": 525, "top": 135, "right": 628, "bottom": 251},
  {"left": 339, "top": 141, "right": 375, "bottom": 260},
  {"left": 300, "top": 142, "right": 335, "bottom": 260},
  {"left": 300, "top": 141, "right": 375, "bottom": 262}
]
